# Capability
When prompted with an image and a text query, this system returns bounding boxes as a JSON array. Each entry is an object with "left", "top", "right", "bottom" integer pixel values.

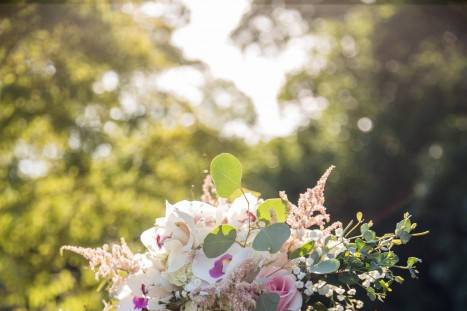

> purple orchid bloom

[
  {"left": 132, "top": 296, "right": 149, "bottom": 310},
  {"left": 209, "top": 253, "right": 233, "bottom": 278}
]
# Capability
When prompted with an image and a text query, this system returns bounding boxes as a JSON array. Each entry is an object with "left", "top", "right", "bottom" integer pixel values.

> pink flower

[{"left": 257, "top": 266, "right": 302, "bottom": 311}]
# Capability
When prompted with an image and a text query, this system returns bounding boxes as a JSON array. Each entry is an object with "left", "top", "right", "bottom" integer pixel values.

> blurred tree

[
  {"left": 0, "top": 2, "right": 251, "bottom": 310},
  {"left": 236, "top": 3, "right": 467, "bottom": 311}
]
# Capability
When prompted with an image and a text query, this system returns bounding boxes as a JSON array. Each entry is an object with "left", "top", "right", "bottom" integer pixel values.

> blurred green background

[{"left": 0, "top": 1, "right": 466, "bottom": 310}]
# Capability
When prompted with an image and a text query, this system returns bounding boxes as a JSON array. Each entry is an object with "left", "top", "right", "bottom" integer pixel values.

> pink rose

[{"left": 257, "top": 266, "right": 303, "bottom": 311}]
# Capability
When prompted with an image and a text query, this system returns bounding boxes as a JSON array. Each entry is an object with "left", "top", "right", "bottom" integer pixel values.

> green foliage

[
  {"left": 210, "top": 153, "right": 243, "bottom": 197},
  {"left": 256, "top": 198, "right": 288, "bottom": 224},
  {"left": 288, "top": 241, "right": 315, "bottom": 260},
  {"left": 252, "top": 223, "right": 291, "bottom": 253},
  {"left": 309, "top": 259, "right": 340, "bottom": 274},
  {"left": 255, "top": 293, "right": 279, "bottom": 311},
  {"left": 202, "top": 225, "right": 237, "bottom": 258}
]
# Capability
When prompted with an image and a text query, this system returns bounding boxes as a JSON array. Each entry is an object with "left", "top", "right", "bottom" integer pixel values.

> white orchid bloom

[
  {"left": 141, "top": 201, "right": 217, "bottom": 273},
  {"left": 192, "top": 243, "right": 254, "bottom": 285},
  {"left": 116, "top": 260, "right": 173, "bottom": 311}
]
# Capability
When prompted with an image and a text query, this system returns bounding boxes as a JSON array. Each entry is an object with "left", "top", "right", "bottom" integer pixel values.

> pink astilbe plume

[
  {"left": 286, "top": 166, "right": 335, "bottom": 230},
  {"left": 201, "top": 174, "right": 218, "bottom": 206},
  {"left": 194, "top": 258, "right": 261, "bottom": 311},
  {"left": 61, "top": 238, "right": 139, "bottom": 292}
]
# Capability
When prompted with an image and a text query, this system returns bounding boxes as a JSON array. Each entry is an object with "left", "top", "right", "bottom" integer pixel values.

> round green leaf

[
  {"left": 256, "top": 198, "right": 288, "bottom": 223},
  {"left": 203, "top": 225, "right": 237, "bottom": 258},
  {"left": 255, "top": 293, "right": 279, "bottom": 311},
  {"left": 252, "top": 223, "right": 291, "bottom": 253},
  {"left": 309, "top": 259, "right": 340, "bottom": 274},
  {"left": 210, "top": 153, "right": 242, "bottom": 197}
]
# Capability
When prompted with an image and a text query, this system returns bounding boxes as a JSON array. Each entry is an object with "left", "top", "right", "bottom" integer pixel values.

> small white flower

[
  {"left": 296, "top": 281, "right": 304, "bottom": 289},
  {"left": 297, "top": 272, "right": 306, "bottom": 280},
  {"left": 347, "top": 288, "right": 356, "bottom": 295},
  {"left": 292, "top": 267, "right": 301, "bottom": 275},
  {"left": 305, "top": 281, "right": 313, "bottom": 289},
  {"left": 304, "top": 288, "right": 313, "bottom": 296},
  {"left": 356, "top": 300, "right": 364, "bottom": 309},
  {"left": 362, "top": 279, "right": 371, "bottom": 288},
  {"left": 318, "top": 284, "right": 333, "bottom": 297},
  {"left": 337, "top": 294, "right": 346, "bottom": 301}
]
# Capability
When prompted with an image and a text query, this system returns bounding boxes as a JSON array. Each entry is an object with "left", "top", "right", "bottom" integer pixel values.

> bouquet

[{"left": 62, "top": 153, "right": 428, "bottom": 311}]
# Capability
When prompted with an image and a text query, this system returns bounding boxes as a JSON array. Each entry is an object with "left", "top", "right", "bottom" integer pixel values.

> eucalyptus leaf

[
  {"left": 309, "top": 259, "right": 340, "bottom": 274},
  {"left": 252, "top": 223, "right": 291, "bottom": 253},
  {"left": 210, "top": 153, "right": 242, "bottom": 197},
  {"left": 203, "top": 225, "right": 237, "bottom": 258},
  {"left": 256, "top": 198, "right": 288, "bottom": 223},
  {"left": 398, "top": 231, "right": 411, "bottom": 244},
  {"left": 255, "top": 293, "right": 279, "bottom": 311}
]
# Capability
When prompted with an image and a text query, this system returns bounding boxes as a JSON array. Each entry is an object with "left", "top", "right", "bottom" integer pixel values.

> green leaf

[
  {"left": 252, "top": 223, "right": 291, "bottom": 253},
  {"left": 367, "top": 287, "right": 377, "bottom": 301},
  {"left": 256, "top": 198, "right": 288, "bottom": 223},
  {"left": 356, "top": 211, "right": 363, "bottom": 222},
  {"left": 210, "top": 153, "right": 242, "bottom": 197},
  {"left": 380, "top": 251, "right": 399, "bottom": 267},
  {"left": 363, "top": 229, "right": 377, "bottom": 243},
  {"left": 399, "top": 231, "right": 411, "bottom": 244},
  {"left": 255, "top": 293, "right": 279, "bottom": 311},
  {"left": 407, "top": 257, "right": 421, "bottom": 268},
  {"left": 309, "top": 259, "right": 341, "bottom": 274},
  {"left": 203, "top": 225, "right": 237, "bottom": 258},
  {"left": 288, "top": 240, "right": 315, "bottom": 260},
  {"left": 338, "top": 272, "right": 359, "bottom": 285}
]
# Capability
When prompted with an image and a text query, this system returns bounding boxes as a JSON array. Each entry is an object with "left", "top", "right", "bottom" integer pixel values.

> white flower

[
  {"left": 116, "top": 260, "right": 173, "bottom": 311},
  {"left": 192, "top": 243, "right": 253, "bottom": 285},
  {"left": 296, "top": 281, "right": 304, "bottom": 289},
  {"left": 292, "top": 267, "right": 301, "bottom": 275},
  {"left": 304, "top": 288, "right": 313, "bottom": 296},
  {"left": 307, "top": 229, "right": 324, "bottom": 241},
  {"left": 184, "top": 277, "right": 203, "bottom": 293},
  {"left": 347, "top": 288, "right": 356, "bottom": 295},
  {"left": 297, "top": 272, "right": 306, "bottom": 280},
  {"left": 218, "top": 193, "right": 259, "bottom": 241},
  {"left": 356, "top": 300, "right": 364, "bottom": 309},
  {"left": 141, "top": 201, "right": 217, "bottom": 273},
  {"left": 165, "top": 264, "right": 191, "bottom": 286}
]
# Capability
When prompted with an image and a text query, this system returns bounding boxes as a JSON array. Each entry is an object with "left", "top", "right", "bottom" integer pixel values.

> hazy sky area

[{"left": 146, "top": 0, "right": 320, "bottom": 140}]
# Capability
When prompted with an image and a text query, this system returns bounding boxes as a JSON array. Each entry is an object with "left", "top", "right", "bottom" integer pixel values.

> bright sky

[{"left": 168, "top": 0, "right": 312, "bottom": 139}]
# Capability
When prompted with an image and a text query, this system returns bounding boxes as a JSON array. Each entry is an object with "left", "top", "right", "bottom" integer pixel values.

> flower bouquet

[{"left": 62, "top": 153, "right": 428, "bottom": 311}]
